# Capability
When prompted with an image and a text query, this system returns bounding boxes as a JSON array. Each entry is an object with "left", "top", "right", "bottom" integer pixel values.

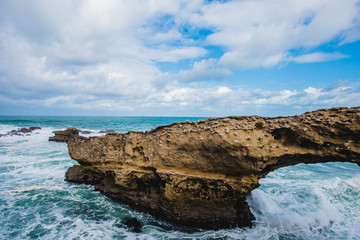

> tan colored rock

[{"left": 66, "top": 107, "right": 360, "bottom": 229}]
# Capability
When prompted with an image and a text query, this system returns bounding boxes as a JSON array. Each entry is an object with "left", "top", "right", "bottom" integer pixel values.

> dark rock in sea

[
  {"left": 65, "top": 107, "right": 360, "bottom": 230},
  {"left": 11, "top": 130, "right": 21, "bottom": 136},
  {"left": 79, "top": 130, "right": 93, "bottom": 134},
  {"left": 49, "top": 128, "right": 87, "bottom": 142},
  {"left": 124, "top": 217, "right": 142, "bottom": 233},
  {"left": 19, "top": 128, "right": 32, "bottom": 133},
  {"left": 99, "top": 130, "right": 115, "bottom": 134},
  {"left": 0, "top": 127, "right": 42, "bottom": 137}
]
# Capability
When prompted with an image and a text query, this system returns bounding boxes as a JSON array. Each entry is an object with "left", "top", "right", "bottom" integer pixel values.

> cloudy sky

[{"left": 1, "top": 0, "right": 360, "bottom": 117}]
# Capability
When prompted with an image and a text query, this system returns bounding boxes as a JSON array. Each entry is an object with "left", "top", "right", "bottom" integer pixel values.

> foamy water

[{"left": 0, "top": 116, "right": 359, "bottom": 239}]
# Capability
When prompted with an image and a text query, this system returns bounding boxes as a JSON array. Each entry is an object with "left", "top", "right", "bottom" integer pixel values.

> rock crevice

[{"left": 65, "top": 107, "right": 360, "bottom": 229}]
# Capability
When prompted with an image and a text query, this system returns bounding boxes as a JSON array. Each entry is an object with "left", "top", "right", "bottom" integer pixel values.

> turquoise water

[{"left": 0, "top": 116, "right": 360, "bottom": 240}]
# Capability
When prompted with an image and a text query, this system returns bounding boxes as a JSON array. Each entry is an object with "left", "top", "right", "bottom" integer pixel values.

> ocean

[{"left": 0, "top": 116, "right": 359, "bottom": 240}]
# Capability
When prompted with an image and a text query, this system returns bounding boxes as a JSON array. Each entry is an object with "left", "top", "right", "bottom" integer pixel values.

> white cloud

[
  {"left": 143, "top": 81, "right": 360, "bottom": 114},
  {"left": 177, "top": 58, "right": 232, "bottom": 82},
  {"left": 2, "top": 77, "right": 360, "bottom": 116},
  {"left": 217, "top": 86, "right": 232, "bottom": 94},
  {"left": 0, "top": 0, "right": 360, "bottom": 116},
  {"left": 152, "top": 28, "right": 183, "bottom": 42},
  {"left": 151, "top": 47, "right": 208, "bottom": 62},
  {"left": 219, "top": 51, "right": 287, "bottom": 69},
  {"left": 0, "top": 0, "right": 210, "bottom": 102},
  {"left": 191, "top": 0, "right": 360, "bottom": 69},
  {"left": 0, "top": 0, "right": 207, "bottom": 65},
  {"left": 251, "top": 90, "right": 298, "bottom": 105},
  {"left": 0, "top": 27, "right": 169, "bottom": 100},
  {"left": 292, "top": 52, "right": 349, "bottom": 63}
]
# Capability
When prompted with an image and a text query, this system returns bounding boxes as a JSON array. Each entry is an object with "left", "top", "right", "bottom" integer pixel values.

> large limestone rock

[{"left": 65, "top": 107, "right": 360, "bottom": 229}]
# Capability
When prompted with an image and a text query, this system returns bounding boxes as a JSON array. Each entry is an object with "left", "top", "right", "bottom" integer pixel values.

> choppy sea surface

[{"left": 0, "top": 116, "right": 359, "bottom": 240}]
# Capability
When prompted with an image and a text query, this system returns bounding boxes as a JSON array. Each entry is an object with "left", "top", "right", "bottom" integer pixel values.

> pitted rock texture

[
  {"left": 49, "top": 128, "right": 87, "bottom": 142},
  {"left": 66, "top": 107, "right": 360, "bottom": 229}
]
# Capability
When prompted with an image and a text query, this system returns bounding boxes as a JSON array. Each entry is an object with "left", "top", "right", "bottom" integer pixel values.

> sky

[{"left": 0, "top": 0, "right": 360, "bottom": 117}]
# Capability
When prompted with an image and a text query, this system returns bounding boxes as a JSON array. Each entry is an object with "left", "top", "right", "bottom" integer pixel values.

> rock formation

[
  {"left": 124, "top": 217, "right": 142, "bottom": 233},
  {"left": 49, "top": 128, "right": 87, "bottom": 142},
  {"left": 0, "top": 127, "right": 41, "bottom": 137},
  {"left": 79, "top": 130, "right": 93, "bottom": 135},
  {"left": 65, "top": 107, "right": 360, "bottom": 229},
  {"left": 99, "top": 130, "right": 115, "bottom": 134}
]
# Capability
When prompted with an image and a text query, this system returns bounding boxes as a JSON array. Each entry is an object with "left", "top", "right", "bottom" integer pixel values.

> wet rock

[
  {"left": 0, "top": 127, "right": 42, "bottom": 137},
  {"left": 65, "top": 107, "right": 360, "bottom": 230},
  {"left": 99, "top": 130, "right": 115, "bottom": 134},
  {"left": 19, "top": 128, "right": 32, "bottom": 133},
  {"left": 79, "top": 130, "right": 93, "bottom": 134},
  {"left": 124, "top": 217, "right": 142, "bottom": 233},
  {"left": 49, "top": 128, "right": 87, "bottom": 142}
]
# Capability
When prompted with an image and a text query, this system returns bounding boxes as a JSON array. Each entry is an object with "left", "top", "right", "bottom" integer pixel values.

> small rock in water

[
  {"left": 79, "top": 130, "right": 93, "bottom": 134},
  {"left": 19, "top": 128, "right": 32, "bottom": 133},
  {"left": 0, "top": 126, "right": 41, "bottom": 137},
  {"left": 124, "top": 217, "right": 142, "bottom": 233},
  {"left": 99, "top": 130, "right": 115, "bottom": 134}
]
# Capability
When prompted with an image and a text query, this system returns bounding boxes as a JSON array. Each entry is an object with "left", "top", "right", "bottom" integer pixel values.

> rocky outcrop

[
  {"left": 124, "top": 217, "right": 142, "bottom": 233},
  {"left": 0, "top": 127, "right": 41, "bottom": 137},
  {"left": 65, "top": 107, "right": 360, "bottom": 229},
  {"left": 49, "top": 128, "right": 87, "bottom": 142}
]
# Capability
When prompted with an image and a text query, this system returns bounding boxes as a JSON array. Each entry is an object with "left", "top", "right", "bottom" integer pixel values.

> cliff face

[{"left": 66, "top": 107, "right": 360, "bottom": 229}]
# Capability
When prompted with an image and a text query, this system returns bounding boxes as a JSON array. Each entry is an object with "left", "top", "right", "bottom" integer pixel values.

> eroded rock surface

[
  {"left": 49, "top": 128, "right": 87, "bottom": 142},
  {"left": 66, "top": 107, "right": 360, "bottom": 229}
]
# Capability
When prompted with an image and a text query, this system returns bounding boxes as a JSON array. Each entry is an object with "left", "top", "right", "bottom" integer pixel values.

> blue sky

[{"left": 0, "top": 0, "right": 360, "bottom": 117}]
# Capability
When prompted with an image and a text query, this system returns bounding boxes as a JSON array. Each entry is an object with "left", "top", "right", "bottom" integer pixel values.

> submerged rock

[
  {"left": 19, "top": 128, "right": 32, "bottom": 133},
  {"left": 124, "top": 217, "right": 142, "bottom": 233},
  {"left": 99, "top": 130, "right": 115, "bottom": 134},
  {"left": 79, "top": 130, "right": 93, "bottom": 134},
  {"left": 65, "top": 107, "right": 360, "bottom": 229},
  {"left": 49, "top": 128, "right": 87, "bottom": 142},
  {"left": 0, "top": 127, "right": 41, "bottom": 137}
]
